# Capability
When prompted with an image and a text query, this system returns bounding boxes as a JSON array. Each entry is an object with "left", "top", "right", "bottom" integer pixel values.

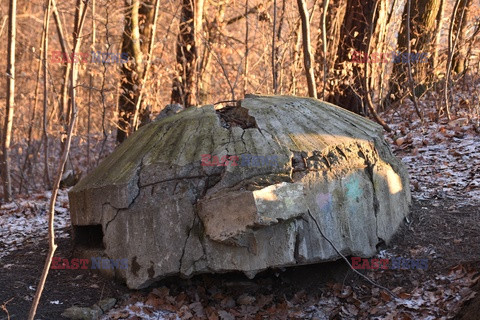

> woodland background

[
  {"left": 0, "top": 0, "right": 479, "bottom": 200},
  {"left": 1, "top": 1, "right": 480, "bottom": 319}
]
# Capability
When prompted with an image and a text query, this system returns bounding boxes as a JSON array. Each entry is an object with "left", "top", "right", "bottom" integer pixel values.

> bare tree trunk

[
  {"left": 28, "top": 2, "right": 89, "bottom": 318},
  {"left": 132, "top": 0, "right": 161, "bottom": 131},
  {"left": 42, "top": 0, "right": 53, "bottom": 190},
  {"left": 117, "top": 0, "right": 156, "bottom": 143},
  {"left": 362, "top": 0, "right": 393, "bottom": 131},
  {"left": 20, "top": 0, "right": 46, "bottom": 193},
  {"left": 452, "top": 0, "right": 473, "bottom": 74},
  {"left": 87, "top": 0, "right": 96, "bottom": 171},
  {"left": 272, "top": 0, "right": 278, "bottom": 93},
  {"left": 198, "top": 1, "right": 225, "bottom": 104},
  {"left": 297, "top": 0, "right": 317, "bottom": 98},
  {"left": 172, "top": 0, "right": 196, "bottom": 107},
  {"left": 275, "top": 0, "right": 286, "bottom": 93},
  {"left": 406, "top": 0, "right": 424, "bottom": 120},
  {"left": 243, "top": 0, "right": 249, "bottom": 95},
  {"left": 52, "top": 0, "right": 70, "bottom": 124},
  {"left": 432, "top": 0, "right": 445, "bottom": 72},
  {"left": 390, "top": 0, "right": 442, "bottom": 104},
  {"left": 2, "top": 0, "right": 17, "bottom": 201},
  {"left": 289, "top": 20, "right": 303, "bottom": 94},
  {"left": 194, "top": 0, "right": 204, "bottom": 103},
  {"left": 442, "top": 0, "right": 467, "bottom": 119},
  {"left": 314, "top": 0, "right": 347, "bottom": 93},
  {"left": 320, "top": 0, "right": 329, "bottom": 100}
]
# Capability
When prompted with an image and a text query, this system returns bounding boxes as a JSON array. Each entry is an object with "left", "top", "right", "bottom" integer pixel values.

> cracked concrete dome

[{"left": 69, "top": 94, "right": 411, "bottom": 289}]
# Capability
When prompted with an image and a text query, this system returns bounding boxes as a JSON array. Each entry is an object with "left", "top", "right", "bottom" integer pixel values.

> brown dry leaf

[
  {"left": 398, "top": 311, "right": 413, "bottom": 320},
  {"left": 220, "top": 297, "right": 235, "bottom": 309},
  {"left": 290, "top": 290, "right": 306, "bottom": 304},
  {"left": 189, "top": 301, "right": 206, "bottom": 317},
  {"left": 176, "top": 292, "right": 188, "bottom": 306},
  {"left": 129, "top": 304, "right": 141, "bottom": 313},
  {"left": 178, "top": 305, "right": 193, "bottom": 319},
  {"left": 236, "top": 294, "right": 255, "bottom": 305},
  {"left": 145, "top": 294, "right": 163, "bottom": 308},
  {"left": 205, "top": 306, "right": 219, "bottom": 320},
  {"left": 256, "top": 294, "right": 273, "bottom": 308},
  {"left": 151, "top": 286, "right": 170, "bottom": 298},
  {"left": 110, "top": 310, "right": 130, "bottom": 319},
  {"left": 142, "top": 306, "right": 154, "bottom": 315},
  {"left": 380, "top": 290, "right": 392, "bottom": 302}
]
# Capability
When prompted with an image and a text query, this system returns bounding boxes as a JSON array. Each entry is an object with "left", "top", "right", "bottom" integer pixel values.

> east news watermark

[
  {"left": 351, "top": 256, "right": 429, "bottom": 270},
  {"left": 351, "top": 51, "right": 429, "bottom": 64},
  {"left": 50, "top": 257, "right": 127, "bottom": 270},
  {"left": 50, "top": 51, "right": 128, "bottom": 64}
]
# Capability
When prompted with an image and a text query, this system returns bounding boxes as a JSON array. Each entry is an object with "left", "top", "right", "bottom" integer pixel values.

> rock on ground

[{"left": 69, "top": 95, "right": 411, "bottom": 289}]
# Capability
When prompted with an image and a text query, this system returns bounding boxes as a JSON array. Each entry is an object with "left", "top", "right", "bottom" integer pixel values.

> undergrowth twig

[{"left": 307, "top": 209, "right": 398, "bottom": 299}]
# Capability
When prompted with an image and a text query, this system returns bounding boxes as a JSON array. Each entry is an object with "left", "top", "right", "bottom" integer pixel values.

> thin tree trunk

[
  {"left": 243, "top": 0, "right": 249, "bottom": 95},
  {"left": 42, "top": 0, "right": 53, "bottom": 190},
  {"left": 297, "top": 0, "right": 317, "bottom": 98},
  {"left": 172, "top": 0, "right": 196, "bottom": 107},
  {"left": 87, "top": 0, "right": 96, "bottom": 172},
  {"left": 272, "top": 0, "right": 277, "bottom": 93},
  {"left": 432, "top": 0, "right": 445, "bottom": 72},
  {"left": 117, "top": 0, "right": 156, "bottom": 143},
  {"left": 2, "top": 0, "right": 17, "bottom": 201},
  {"left": 363, "top": 0, "right": 392, "bottom": 131},
  {"left": 321, "top": 0, "right": 329, "bottom": 100},
  {"left": 20, "top": 0, "right": 47, "bottom": 194},
  {"left": 194, "top": 0, "right": 205, "bottom": 103},
  {"left": 275, "top": 0, "right": 286, "bottom": 93},
  {"left": 452, "top": 0, "right": 473, "bottom": 74},
  {"left": 442, "top": 0, "right": 467, "bottom": 119},
  {"left": 198, "top": 1, "right": 226, "bottom": 104},
  {"left": 27, "top": 1, "right": 89, "bottom": 318},
  {"left": 132, "top": 0, "right": 161, "bottom": 131},
  {"left": 390, "top": 0, "right": 441, "bottom": 104},
  {"left": 52, "top": 0, "right": 70, "bottom": 123},
  {"left": 406, "top": 0, "right": 424, "bottom": 120}
]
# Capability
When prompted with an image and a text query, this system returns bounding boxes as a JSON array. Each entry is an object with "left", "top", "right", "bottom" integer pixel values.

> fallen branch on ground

[{"left": 307, "top": 209, "right": 398, "bottom": 299}]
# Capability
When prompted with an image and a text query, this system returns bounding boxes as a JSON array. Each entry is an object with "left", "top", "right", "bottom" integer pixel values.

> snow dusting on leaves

[
  {"left": 0, "top": 189, "right": 70, "bottom": 260},
  {"left": 385, "top": 99, "right": 480, "bottom": 206}
]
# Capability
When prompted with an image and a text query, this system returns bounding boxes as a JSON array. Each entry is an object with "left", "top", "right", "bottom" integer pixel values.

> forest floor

[{"left": 1, "top": 88, "right": 480, "bottom": 319}]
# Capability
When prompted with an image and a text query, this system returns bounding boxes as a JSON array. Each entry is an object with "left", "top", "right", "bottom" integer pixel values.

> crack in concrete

[
  {"left": 104, "top": 165, "right": 142, "bottom": 233},
  {"left": 179, "top": 214, "right": 197, "bottom": 272}
]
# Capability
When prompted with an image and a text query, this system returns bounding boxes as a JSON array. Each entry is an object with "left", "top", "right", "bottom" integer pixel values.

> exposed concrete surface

[{"left": 69, "top": 95, "right": 411, "bottom": 289}]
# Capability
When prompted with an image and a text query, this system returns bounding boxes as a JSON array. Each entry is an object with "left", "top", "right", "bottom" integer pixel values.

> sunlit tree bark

[
  {"left": 117, "top": 0, "right": 156, "bottom": 143},
  {"left": 2, "top": 0, "right": 17, "bottom": 201}
]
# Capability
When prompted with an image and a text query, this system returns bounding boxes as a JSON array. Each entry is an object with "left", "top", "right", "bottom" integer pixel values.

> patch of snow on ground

[
  {"left": 102, "top": 302, "right": 180, "bottom": 320},
  {"left": 386, "top": 108, "right": 480, "bottom": 206},
  {"left": 0, "top": 189, "right": 71, "bottom": 260}
]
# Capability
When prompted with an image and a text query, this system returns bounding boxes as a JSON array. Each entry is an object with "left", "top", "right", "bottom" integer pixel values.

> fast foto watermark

[
  {"left": 201, "top": 154, "right": 280, "bottom": 167},
  {"left": 50, "top": 257, "right": 128, "bottom": 270},
  {"left": 351, "top": 257, "right": 428, "bottom": 270},
  {"left": 351, "top": 50, "right": 429, "bottom": 64},
  {"left": 50, "top": 51, "right": 128, "bottom": 64}
]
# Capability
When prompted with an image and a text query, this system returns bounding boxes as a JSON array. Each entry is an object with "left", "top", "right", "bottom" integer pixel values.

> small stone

[
  {"left": 61, "top": 306, "right": 101, "bottom": 320},
  {"left": 237, "top": 294, "right": 256, "bottom": 305},
  {"left": 96, "top": 298, "right": 116, "bottom": 312}
]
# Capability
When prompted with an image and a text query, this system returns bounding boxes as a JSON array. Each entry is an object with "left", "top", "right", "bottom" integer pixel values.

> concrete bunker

[{"left": 69, "top": 95, "right": 411, "bottom": 289}]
